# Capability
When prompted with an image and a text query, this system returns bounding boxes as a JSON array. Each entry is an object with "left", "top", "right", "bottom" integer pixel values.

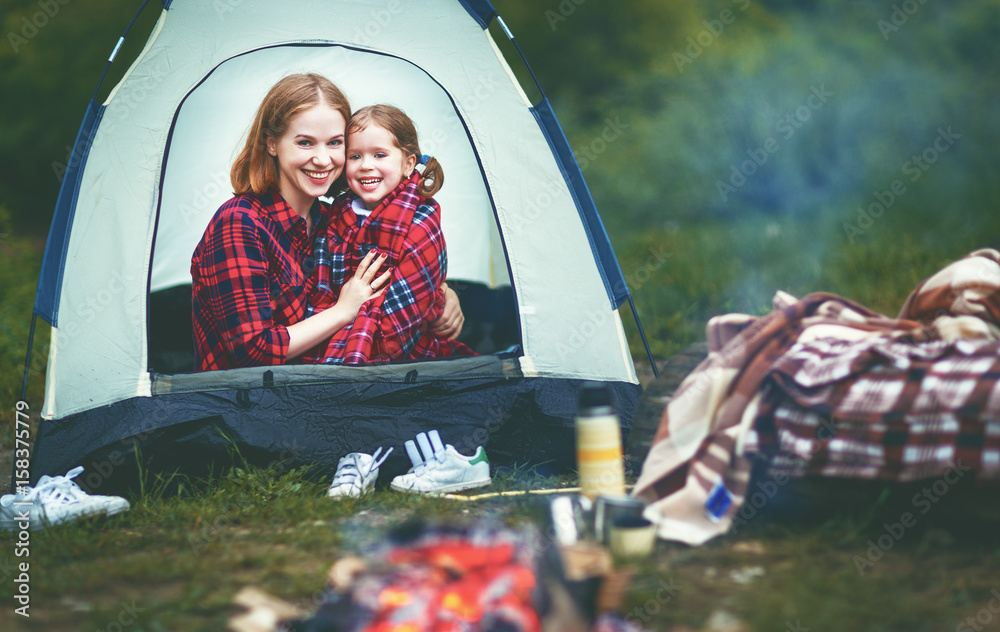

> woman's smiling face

[
  {"left": 345, "top": 124, "right": 417, "bottom": 211},
  {"left": 266, "top": 100, "right": 346, "bottom": 216}
]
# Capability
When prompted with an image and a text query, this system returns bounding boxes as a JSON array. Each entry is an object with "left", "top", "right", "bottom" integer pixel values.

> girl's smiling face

[
  {"left": 266, "top": 100, "right": 346, "bottom": 217},
  {"left": 345, "top": 124, "right": 417, "bottom": 211}
]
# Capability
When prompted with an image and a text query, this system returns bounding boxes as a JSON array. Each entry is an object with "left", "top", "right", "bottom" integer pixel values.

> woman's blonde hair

[
  {"left": 347, "top": 104, "right": 444, "bottom": 198},
  {"left": 231, "top": 73, "right": 351, "bottom": 196}
]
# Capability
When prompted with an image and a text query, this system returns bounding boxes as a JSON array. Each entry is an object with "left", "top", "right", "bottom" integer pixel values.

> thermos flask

[{"left": 575, "top": 381, "right": 626, "bottom": 499}]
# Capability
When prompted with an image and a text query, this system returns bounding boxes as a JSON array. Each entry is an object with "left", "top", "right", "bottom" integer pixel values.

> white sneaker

[
  {"left": 327, "top": 447, "right": 392, "bottom": 498},
  {"left": 389, "top": 430, "right": 491, "bottom": 494},
  {"left": 0, "top": 466, "right": 130, "bottom": 531}
]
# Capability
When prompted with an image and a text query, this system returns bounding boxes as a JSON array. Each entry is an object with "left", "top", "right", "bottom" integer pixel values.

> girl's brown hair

[
  {"left": 231, "top": 73, "right": 351, "bottom": 196},
  {"left": 347, "top": 104, "right": 444, "bottom": 198}
]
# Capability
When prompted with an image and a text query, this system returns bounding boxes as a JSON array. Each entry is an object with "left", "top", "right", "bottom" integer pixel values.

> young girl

[
  {"left": 304, "top": 104, "right": 474, "bottom": 364},
  {"left": 190, "top": 74, "right": 395, "bottom": 371}
]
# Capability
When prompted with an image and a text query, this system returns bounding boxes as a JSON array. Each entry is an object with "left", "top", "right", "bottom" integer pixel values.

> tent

[{"left": 23, "top": 0, "right": 656, "bottom": 493}]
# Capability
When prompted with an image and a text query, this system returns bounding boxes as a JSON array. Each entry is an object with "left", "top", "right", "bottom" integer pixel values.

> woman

[{"left": 190, "top": 73, "right": 463, "bottom": 371}]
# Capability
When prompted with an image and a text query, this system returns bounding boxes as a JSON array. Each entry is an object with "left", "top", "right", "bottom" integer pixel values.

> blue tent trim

[
  {"left": 456, "top": 0, "right": 497, "bottom": 28},
  {"left": 34, "top": 100, "right": 106, "bottom": 326},
  {"left": 530, "top": 98, "right": 629, "bottom": 309}
]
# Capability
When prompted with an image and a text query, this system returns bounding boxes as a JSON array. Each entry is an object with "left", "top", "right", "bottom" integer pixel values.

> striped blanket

[{"left": 633, "top": 249, "right": 1000, "bottom": 544}]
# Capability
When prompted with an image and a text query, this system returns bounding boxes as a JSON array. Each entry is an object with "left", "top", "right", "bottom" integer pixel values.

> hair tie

[{"left": 415, "top": 154, "right": 432, "bottom": 175}]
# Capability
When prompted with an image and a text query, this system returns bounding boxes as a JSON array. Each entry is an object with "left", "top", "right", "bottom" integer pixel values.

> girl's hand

[{"left": 339, "top": 249, "right": 392, "bottom": 312}]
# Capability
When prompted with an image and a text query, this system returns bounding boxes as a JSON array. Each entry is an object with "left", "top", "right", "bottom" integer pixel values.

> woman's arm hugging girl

[{"left": 190, "top": 73, "right": 392, "bottom": 371}]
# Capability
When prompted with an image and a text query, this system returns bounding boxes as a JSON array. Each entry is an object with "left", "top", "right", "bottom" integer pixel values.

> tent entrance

[{"left": 148, "top": 44, "right": 519, "bottom": 374}]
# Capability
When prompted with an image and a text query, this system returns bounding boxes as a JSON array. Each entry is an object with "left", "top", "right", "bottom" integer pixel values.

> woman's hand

[
  {"left": 339, "top": 249, "right": 392, "bottom": 313},
  {"left": 428, "top": 282, "right": 465, "bottom": 341}
]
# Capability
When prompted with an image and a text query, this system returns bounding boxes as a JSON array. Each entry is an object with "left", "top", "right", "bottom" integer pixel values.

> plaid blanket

[
  {"left": 633, "top": 249, "right": 1000, "bottom": 544},
  {"left": 302, "top": 172, "right": 474, "bottom": 365}
]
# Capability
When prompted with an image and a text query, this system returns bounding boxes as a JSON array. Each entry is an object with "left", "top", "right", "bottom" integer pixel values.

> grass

[
  {"left": 2, "top": 203, "right": 999, "bottom": 630},
  {"left": 1, "top": 462, "right": 997, "bottom": 631}
]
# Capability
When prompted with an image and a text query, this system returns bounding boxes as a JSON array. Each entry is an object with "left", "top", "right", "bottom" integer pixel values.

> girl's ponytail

[{"left": 418, "top": 155, "right": 444, "bottom": 198}]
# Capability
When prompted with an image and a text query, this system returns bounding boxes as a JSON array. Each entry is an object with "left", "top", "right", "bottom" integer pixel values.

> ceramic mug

[{"left": 609, "top": 514, "right": 657, "bottom": 558}]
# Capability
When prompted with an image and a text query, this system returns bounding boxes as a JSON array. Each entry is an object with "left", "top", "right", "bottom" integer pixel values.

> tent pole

[
  {"left": 14, "top": 0, "right": 154, "bottom": 495},
  {"left": 627, "top": 296, "right": 658, "bottom": 378},
  {"left": 12, "top": 313, "right": 38, "bottom": 494},
  {"left": 495, "top": 16, "right": 548, "bottom": 101},
  {"left": 89, "top": 0, "right": 153, "bottom": 102},
  {"left": 498, "top": 12, "right": 656, "bottom": 380},
  {"left": 20, "top": 313, "right": 36, "bottom": 403}
]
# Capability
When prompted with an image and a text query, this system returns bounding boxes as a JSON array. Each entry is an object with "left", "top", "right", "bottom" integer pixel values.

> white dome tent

[{"left": 24, "top": 0, "right": 656, "bottom": 490}]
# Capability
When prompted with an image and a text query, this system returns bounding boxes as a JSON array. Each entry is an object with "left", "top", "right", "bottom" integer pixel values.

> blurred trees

[
  {"left": 491, "top": 0, "right": 697, "bottom": 109},
  {"left": 0, "top": 0, "right": 159, "bottom": 233},
  {"left": 497, "top": 0, "right": 999, "bottom": 233},
  {"left": 1, "top": 0, "right": 998, "bottom": 237}
]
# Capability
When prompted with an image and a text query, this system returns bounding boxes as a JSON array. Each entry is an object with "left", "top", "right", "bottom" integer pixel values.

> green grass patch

[{"left": 1, "top": 460, "right": 997, "bottom": 631}]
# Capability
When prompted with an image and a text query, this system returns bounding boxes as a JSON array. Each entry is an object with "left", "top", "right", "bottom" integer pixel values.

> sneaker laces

[
  {"left": 331, "top": 447, "right": 393, "bottom": 489},
  {"left": 21, "top": 466, "right": 88, "bottom": 506}
]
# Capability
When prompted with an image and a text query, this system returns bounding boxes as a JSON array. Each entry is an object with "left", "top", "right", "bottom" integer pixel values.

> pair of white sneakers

[
  {"left": 326, "top": 430, "right": 491, "bottom": 498},
  {"left": 0, "top": 466, "right": 131, "bottom": 531}
]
